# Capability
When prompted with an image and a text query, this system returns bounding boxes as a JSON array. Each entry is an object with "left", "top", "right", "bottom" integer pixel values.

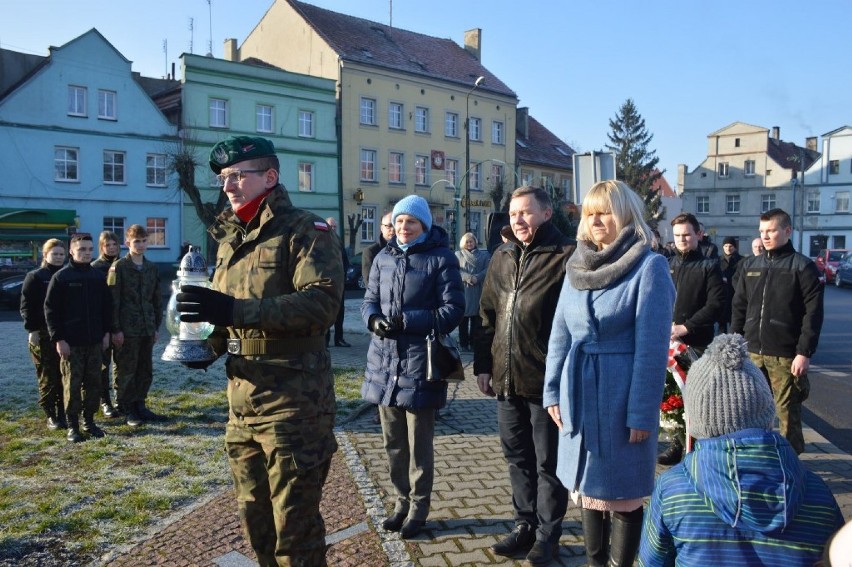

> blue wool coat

[
  {"left": 542, "top": 248, "right": 674, "bottom": 500},
  {"left": 361, "top": 226, "right": 464, "bottom": 409}
]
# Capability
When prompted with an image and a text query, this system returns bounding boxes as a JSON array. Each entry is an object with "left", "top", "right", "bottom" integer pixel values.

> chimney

[
  {"left": 224, "top": 38, "right": 238, "bottom": 62},
  {"left": 806, "top": 136, "right": 817, "bottom": 151},
  {"left": 516, "top": 107, "right": 529, "bottom": 139},
  {"left": 771, "top": 126, "right": 780, "bottom": 140},
  {"left": 464, "top": 28, "right": 482, "bottom": 62}
]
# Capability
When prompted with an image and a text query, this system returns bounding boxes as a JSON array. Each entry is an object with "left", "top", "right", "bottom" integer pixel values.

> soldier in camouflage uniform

[
  {"left": 44, "top": 233, "right": 112, "bottom": 443},
  {"left": 107, "top": 224, "right": 163, "bottom": 427},
  {"left": 176, "top": 136, "right": 343, "bottom": 567},
  {"left": 91, "top": 230, "right": 120, "bottom": 418},
  {"left": 20, "top": 238, "right": 67, "bottom": 431}
]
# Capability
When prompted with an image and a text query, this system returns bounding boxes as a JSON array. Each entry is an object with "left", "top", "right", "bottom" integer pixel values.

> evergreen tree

[{"left": 605, "top": 98, "right": 663, "bottom": 227}]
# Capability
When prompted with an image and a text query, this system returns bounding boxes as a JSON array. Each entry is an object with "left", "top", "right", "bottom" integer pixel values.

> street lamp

[{"left": 465, "top": 76, "right": 485, "bottom": 233}]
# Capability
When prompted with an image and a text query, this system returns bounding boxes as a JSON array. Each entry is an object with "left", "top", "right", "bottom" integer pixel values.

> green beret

[{"left": 209, "top": 136, "right": 276, "bottom": 174}]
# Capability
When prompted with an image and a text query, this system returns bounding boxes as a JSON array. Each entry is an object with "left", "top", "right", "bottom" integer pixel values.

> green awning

[{"left": 0, "top": 208, "right": 77, "bottom": 241}]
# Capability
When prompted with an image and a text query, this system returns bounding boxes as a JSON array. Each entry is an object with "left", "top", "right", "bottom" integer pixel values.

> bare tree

[{"left": 346, "top": 213, "right": 363, "bottom": 256}]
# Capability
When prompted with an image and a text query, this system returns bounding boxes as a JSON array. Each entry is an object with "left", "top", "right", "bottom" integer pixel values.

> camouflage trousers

[
  {"left": 28, "top": 330, "right": 62, "bottom": 414},
  {"left": 225, "top": 420, "right": 333, "bottom": 567},
  {"left": 60, "top": 344, "right": 103, "bottom": 418},
  {"left": 100, "top": 346, "right": 115, "bottom": 403},
  {"left": 113, "top": 335, "right": 154, "bottom": 408},
  {"left": 749, "top": 353, "right": 810, "bottom": 454}
]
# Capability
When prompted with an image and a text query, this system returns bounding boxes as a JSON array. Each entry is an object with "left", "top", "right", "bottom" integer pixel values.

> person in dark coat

[
  {"left": 362, "top": 212, "right": 394, "bottom": 286},
  {"left": 717, "top": 236, "right": 742, "bottom": 332},
  {"left": 90, "top": 230, "right": 119, "bottom": 418},
  {"left": 361, "top": 195, "right": 464, "bottom": 540},
  {"left": 20, "top": 238, "right": 67, "bottom": 430}
]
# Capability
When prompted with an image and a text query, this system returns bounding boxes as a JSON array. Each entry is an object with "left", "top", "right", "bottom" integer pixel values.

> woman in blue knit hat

[{"left": 361, "top": 194, "right": 464, "bottom": 539}]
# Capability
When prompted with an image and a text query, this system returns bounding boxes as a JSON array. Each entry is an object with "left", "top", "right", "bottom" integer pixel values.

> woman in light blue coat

[{"left": 543, "top": 180, "right": 674, "bottom": 567}]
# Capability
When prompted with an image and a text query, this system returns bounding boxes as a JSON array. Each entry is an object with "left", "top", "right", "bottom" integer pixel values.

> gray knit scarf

[{"left": 567, "top": 227, "right": 649, "bottom": 290}]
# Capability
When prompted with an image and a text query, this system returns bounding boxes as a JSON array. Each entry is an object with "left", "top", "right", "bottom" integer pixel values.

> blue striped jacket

[{"left": 639, "top": 429, "right": 843, "bottom": 566}]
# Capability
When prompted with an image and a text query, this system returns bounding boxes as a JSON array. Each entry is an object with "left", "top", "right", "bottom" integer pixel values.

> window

[
  {"left": 360, "top": 206, "right": 377, "bottom": 243},
  {"left": 744, "top": 159, "right": 755, "bottom": 177},
  {"left": 734, "top": 138, "right": 740, "bottom": 147},
  {"left": 103, "top": 151, "right": 126, "bottom": 184},
  {"left": 470, "top": 163, "right": 482, "bottom": 191},
  {"left": 298, "top": 110, "right": 314, "bottom": 137},
  {"left": 491, "top": 164, "right": 504, "bottom": 187},
  {"left": 718, "top": 162, "right": 729, "bottom": 178},
  {"left": 492, "top": 121, "right": 505, "bottom": 145},
  {"left": 388, "top": 103, "right": 403, "bottom": 130},
  {"left": 470, "top": 211, "right": 482, "bottom": 241},
  {"left": 388, "top": 152, "right": 404, "bottom": 184},
  {"left": 415, "top": 106, "right": 429, "bottom": 133},
  {"left": 469, "top": 117, "right": 482, "bottom": 141},
  {"left": 298, "top": 163, "right": 313, "bottom": 192},
  {"left": 696, "top": 195, "right": 710, "bottom": 214},
  {"left": 55, "top": 147, "right": 79, "bottom": 181},
  {"left": 146, "top": 153, "right": 167, "bottom": 186},
  {"left": 360, "top": 149, "right": 377, "bottom": 181},
  {"left": 829, "top": 160, "right": 840, "bottom": 175},
  {"left": 806, "top": 191, "right": 820, "bottom": 213},
  {"left": 68, "top": 86, "right": 86, "bottom": 116},
  {"left": 209, "top": 98, "right": 228, "bottom": 128},
  {"left": 836, "top": 191, "right": 850, "bottom": 213},
  {"left": 445, "top": 112, "right": 459, "bottom": 137},
  {"left": 360, "top": 97, "right": 376, "bottom": 125},
  {"left": 415, "top": 155, "right": 428, "bottom": 185},
  {"left": 445, "top": 159, "right": 458, "bottom": 186},
  {"left": 98, "top": 89, "right": 116, "bottom": 120},
  {"left": 146, "top": 218, "right": 166, "bottom": 246},
  {"left": 103, "top": 217, "right": 125, "bottom": 237},
  {"left": 256, "top": 105, "right": 273, "bottom": 133},
  {"left": 761, "top": 193, "right": 776, "bottom": 213},
  {"left": 521, "top": 169, "right": 534, "bottom": 185},
  {"left": 726, "top": 194, "right": 740, "bottom": 214},
  {"left": 834, "top": 235, "right": 847, "bottom": 249}
]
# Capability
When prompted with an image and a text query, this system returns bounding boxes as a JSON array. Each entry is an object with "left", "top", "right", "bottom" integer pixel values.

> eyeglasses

[{"left": 215, "top": 168, "right": 268, "bottom": 187}]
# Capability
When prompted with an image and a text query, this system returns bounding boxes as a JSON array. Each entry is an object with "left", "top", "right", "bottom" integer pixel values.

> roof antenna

[
  {"left": 189, "top": 17, "right": 194, "bottom": 54},
  {"left": 389, "top": 0, "right": 393, "bottom": 29},
  {"left": 206, "top": 0, "right": 213, "bottom": 57}
]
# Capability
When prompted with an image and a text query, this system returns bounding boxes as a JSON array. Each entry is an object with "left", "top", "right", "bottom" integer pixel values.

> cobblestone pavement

[{"left": 108, "top": 299, "right": 852, "bottom": 566}]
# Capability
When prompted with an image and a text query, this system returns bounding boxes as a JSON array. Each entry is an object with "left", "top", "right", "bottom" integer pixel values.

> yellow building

[{"left": 229, "top": 0, "right": 518, "bottom": 252}]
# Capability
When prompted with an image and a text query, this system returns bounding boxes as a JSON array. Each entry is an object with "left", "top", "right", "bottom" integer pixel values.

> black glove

[
  {"left": 181, "top": 359, "right": 215, "bottom": 372},
  {"left": 369, "top": 315, "right": 403, "bottom": 338},
  {"left": 176, "top": 285, "right": 235, "bottom": 327}
]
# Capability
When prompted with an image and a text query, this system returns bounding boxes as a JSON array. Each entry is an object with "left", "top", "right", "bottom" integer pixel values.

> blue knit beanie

[{"left": 392, "top": 195, "right": 432, "bottom": 231}]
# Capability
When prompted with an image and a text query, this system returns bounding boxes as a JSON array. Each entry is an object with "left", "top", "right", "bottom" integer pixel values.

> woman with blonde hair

[
  {"left": 20, "top": 238, "right": 67, "bottom": 430},
  {"left": 455, "top": 232, "right": 490, "bottom": 352},
  {"left": 543, "top": 180, "right": 674, "bottom": 566}
]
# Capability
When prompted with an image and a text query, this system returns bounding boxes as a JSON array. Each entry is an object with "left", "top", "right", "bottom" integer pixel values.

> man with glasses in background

[{"left": 176, "top": 136, "right": 344, "bottom": 566}]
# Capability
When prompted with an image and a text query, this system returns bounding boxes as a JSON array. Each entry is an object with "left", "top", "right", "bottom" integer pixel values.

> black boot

[
  {"left": 101, "top": 398, "right": 118, "bottom": 419},
  {"left": 66, "top": 415, "right": 84, "bottom": 443},
  {"left": 609, "top": 507, "right": 644, "bottom": 567},
  {"left": 581, "top": 508, "right": 610, "bottom": 567},
  {"left": 56, "top": 403, "right": 68, "bottom": 430},
  {"left": 82, "top": 415, "right": 105, "bottom": 438},
  {"left": 45, "top": 407, "right": 60, "bottom": 431},
  {"left": 125, "top": 402, "right": 143, "bottom": 427},
  {"left": 137, "top": 400, "right": 166, "bottom": 422},
  {"left": 657, "top": 437, "right": 683, "bottom": 465}
]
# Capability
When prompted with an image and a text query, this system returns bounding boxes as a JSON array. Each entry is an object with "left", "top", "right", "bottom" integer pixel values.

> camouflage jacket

[
  {"left": 207, "top": 184, "right": 344, "bottom": 430},
  {"left": 107, "top": 254, "right": 162, "bottom": 336}
]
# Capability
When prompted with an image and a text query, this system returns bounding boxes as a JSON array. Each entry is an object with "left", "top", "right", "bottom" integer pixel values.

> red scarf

[{"left": 234, "top": 190, "right": 272, "bottom": 223}]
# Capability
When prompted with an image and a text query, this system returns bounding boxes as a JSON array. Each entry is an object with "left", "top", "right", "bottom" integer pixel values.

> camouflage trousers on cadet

[
  {"left": 100, "top": 345, "right": 115, "bottom": 403},
  {"left": 225, "top": 419, "right": 334, "bottom": 567},
  {"left": 113, "top": 336, "right": 154, "bottom": 409},
  {"left": 749, "top": 353, "right": 810, "bottom": 455},
  {"left": 60, "top": 344, "right": 102, "bottom": 419},
  {"left": 28, "top": 330, "right": 62, "bottom": 414}
]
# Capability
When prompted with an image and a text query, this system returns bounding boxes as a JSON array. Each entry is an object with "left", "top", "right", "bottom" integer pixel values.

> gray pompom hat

[{"left": 684, "top": 334, "right": 776, "bottom": 439}]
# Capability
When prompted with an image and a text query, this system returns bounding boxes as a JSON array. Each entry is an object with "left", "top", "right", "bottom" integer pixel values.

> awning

[{"left": 0, "top": 208, "right": 77, "bottom": 241}]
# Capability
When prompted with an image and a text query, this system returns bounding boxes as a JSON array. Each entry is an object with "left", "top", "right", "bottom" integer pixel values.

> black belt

[{"left": 226, "top": 336, "right": 326, "bottom": 356}]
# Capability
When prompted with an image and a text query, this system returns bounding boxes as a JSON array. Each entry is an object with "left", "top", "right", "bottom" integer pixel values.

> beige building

[
  {"left": 230, "top": 0, "right": 518, "bottom": 252},
  {"left": 678, "top": 122, "right": 818, "bottom": 251}
]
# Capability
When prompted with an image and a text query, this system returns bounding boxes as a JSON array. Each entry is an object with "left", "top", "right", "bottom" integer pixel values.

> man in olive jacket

[
  {"left": 474, "top": 185, "right": 575, "bottom": 565},
  {"left": 176, "top": 136, "right": 343, "bottom": 566}
]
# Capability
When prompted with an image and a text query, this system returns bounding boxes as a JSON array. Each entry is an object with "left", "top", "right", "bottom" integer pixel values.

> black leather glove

[
  {"left": 181, "top": 359, "right": 215, "bottom": 371},
  {"left": 369, "top": 315, "right": 403, "bottom": 338},
  {"left": 176, "top": 285, "right": 235, "bottom": 327}
]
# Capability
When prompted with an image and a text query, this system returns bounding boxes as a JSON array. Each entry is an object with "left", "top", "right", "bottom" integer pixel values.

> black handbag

[{"left": 426, "top": 329, "right": 465, "bottom": 382}]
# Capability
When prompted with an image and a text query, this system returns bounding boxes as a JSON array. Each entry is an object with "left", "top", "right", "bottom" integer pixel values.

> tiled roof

[
  {"left": 767, "top": 136, "right": 819, "bottom": 174},
  {"left": 132, "top": 74, "right": 180, "bottom": 98},
  {"left": 516, "top": 115, "right": 575, "bottom": 170},
  {"left": 289, "top": 0, "right": 516, "bottom": 98},
  {"left": 0, "top": 48, "right": 47, "bottom": 100},
  {"left": 651, "top": 170, "right": 676, "bottom": 197}
]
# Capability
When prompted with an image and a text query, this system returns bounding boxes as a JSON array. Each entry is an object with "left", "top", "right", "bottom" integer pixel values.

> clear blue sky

[{"left": 3, "top": 0, "right": 850, "bottom": 189}]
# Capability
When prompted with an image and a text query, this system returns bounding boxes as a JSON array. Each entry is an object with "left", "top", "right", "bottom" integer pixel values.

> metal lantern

[{"left": 162, "top": 246, "right": 216, "bottom": 362}]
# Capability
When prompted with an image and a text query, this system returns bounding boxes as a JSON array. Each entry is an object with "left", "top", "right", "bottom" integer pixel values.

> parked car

[
  {"left": 814, "top": 248, "right": 850, "bottom": 284},
  {"left": 834, "top": 253, "right": 852, "bottom": 288},
  {"left": 344, "top": 252, "right": 364, "bottom": 290},
  {"left": 0, "top": 274, "right": 25, "bottom": 309}
]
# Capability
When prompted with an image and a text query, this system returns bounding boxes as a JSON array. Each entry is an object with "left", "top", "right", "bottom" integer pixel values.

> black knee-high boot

[
  {"left": 581, "top": 507, "right": 611, "bottom": 567},
  {"left": 609, "top": 507, "right": 644, "bottom": 567}
]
